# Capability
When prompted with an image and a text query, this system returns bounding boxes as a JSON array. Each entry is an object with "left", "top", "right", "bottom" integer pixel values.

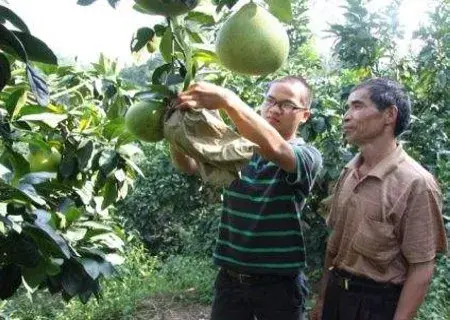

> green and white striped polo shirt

[{"left": 213, "top": 138, "right": 322, "bottom": 275}]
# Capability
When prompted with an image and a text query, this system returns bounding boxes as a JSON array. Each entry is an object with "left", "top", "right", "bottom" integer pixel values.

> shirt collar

[{"left": 345, "top": 143, "right": 406, "bottom": 179}]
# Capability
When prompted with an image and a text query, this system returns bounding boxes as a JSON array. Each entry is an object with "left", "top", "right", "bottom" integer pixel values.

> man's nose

[
  {"left": 268, "top": 103, "right": 282, "bottom": 114},
  {"left": 343, "top": 110, "right": 352, "bottom": 122}
]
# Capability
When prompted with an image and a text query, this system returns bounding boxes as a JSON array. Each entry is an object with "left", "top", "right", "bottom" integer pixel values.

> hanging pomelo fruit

[
  {"left": 216, "top": 2, "right": 290, "bottom": 76},
  {"left": 29, "top": 147, "right": 61, "bottom": 172},
  {"left": 134, "top": 0, "right": 199, "bottom": 17},
  {"left": 125, "top": 100, "right": 166, "bottom": 142}
]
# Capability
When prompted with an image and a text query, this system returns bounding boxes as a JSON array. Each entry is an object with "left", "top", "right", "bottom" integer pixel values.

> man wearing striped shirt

[{"left": 172, "top": 76, "right": 323, "bottom": 320}]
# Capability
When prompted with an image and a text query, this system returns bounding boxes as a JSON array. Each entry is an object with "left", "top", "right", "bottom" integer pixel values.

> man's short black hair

[
  {"left": 268, "top": 76, "right": 313, "bottom": 109},
  {"left": 351, "top": 77, "right": 411, "bottom": 136}
]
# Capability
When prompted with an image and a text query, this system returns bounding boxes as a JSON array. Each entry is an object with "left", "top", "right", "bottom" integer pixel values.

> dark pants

[
  {"left": 322, "top": 269, "right": 402, "bottom": 320},
  {"left": 210, "top": 268, "right": 308, "bottom": 320}
]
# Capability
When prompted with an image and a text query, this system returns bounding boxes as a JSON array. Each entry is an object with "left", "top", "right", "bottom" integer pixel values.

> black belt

[
  {"left": 222, "top": 268, "right": 295, "bottom": 284},
  {"left": 331, "top": 268, "right": 403, "bottom": 294}
]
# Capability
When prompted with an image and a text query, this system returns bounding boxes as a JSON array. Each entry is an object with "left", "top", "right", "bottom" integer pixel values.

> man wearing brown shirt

[{"left": 311, "top": 78, "right": 447, "bottom": 320}]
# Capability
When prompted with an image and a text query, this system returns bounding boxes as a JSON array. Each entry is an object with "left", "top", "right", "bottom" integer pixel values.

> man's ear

[
  {"left": 385, "top": 105, "right": 398, "bottom": 125},
  {"left": 300, "top": 109, "right": 311, "bottom": 123}
]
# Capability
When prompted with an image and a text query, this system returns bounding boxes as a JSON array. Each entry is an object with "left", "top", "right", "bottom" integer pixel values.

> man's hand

[
  {"left": 175, "top": 81, "right": 297, "bottom": 172},
  {"left": 393, "top": 260, "right": 435, "bottom": 320},
  {"left": 176, "top": 82, "right": 239, "bottom": 111},
  {"left": 169, "top": 143, "right": 198, "bottom": 175},
  {"left": 310, "top": 298, "right": 324, "bottom": 320}
]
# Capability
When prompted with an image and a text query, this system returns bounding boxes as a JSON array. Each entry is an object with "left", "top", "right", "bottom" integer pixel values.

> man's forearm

[
  {"left": 317, "top": 250, "right": 334, "bottom": 300},
  {"left": 223, "top": 96, "right": 295, "bottom": 170},
  {"left": 393, "top": 261, "right": 435, "bottom": 320},
  {"left": 169, "top": 144, "right": 198, "bottom": 175}
]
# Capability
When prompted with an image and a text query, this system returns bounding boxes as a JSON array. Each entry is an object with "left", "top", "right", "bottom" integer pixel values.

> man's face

[
  {"left": 343, "top": 88, "right": 393, "bottom": 146},
  {"left": 260, "top": 82, "right": 310, "bottom": 137}
]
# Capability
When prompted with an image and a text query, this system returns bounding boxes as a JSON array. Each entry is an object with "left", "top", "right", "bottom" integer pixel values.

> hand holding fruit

[{"left": 176, "top": 82, "right": 240, "bottom": 112}]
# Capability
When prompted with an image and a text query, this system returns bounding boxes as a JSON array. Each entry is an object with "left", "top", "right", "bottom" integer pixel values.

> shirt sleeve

[
  {"left": 400, "top": 188, "right": 448, "bottom": 264},
  {"left": 285, "top": 144, "right": 323, "bottom": 192}
]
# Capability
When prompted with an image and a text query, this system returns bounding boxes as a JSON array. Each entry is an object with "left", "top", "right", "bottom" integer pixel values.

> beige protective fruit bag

[{"left": 164, "top": 107, "right": 255, "bottom": 187}]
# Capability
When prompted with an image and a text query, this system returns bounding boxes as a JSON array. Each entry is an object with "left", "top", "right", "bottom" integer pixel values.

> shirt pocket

[{"left": 352, "top": 217, "right": 399, "bottom": 267}]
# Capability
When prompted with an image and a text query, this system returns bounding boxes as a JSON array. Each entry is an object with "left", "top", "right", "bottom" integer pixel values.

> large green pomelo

[
  {"left": 29, "top": 147, "right": 61, "bottom": 172},
  {"left": 125, "top": 100, "right": 166, "bottom": 142},
  {"left": 216, "top": 2, "right": 290, "bottom": 75},
  {"left": 134, "top": 0, "right": 199, "bottom": 17}
]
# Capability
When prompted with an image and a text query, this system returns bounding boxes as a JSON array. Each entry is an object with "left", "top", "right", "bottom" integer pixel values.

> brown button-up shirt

[{"left": 326, "top": 144, "right": 448, "bottom": 284}]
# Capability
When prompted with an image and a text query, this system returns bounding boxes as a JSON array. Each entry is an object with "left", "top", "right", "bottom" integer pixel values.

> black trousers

[
  {"left": 210, "top": 268, "right": 308, "bottom": 320},
  {"left": 322, "top": 269, "right": 402, "bottom": 320}
]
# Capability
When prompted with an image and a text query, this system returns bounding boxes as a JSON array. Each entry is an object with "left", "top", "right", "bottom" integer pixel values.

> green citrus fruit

[
  {"left": 29, "top": 147, "right": 61, "bottom": 172},
  {"left": 134, "top": 0, "right": 199, "bottom": 17},
  {"left": 146, "top": 37, "right": 161, "bottom": 53},
  {"left": 125, "top": 100, "right": 166, "bottom": 142},
  {"left": 216, "top": 2, "right": 290, "bottom": 75}
]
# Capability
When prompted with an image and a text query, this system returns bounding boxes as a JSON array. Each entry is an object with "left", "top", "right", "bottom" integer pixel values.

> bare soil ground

[{"left": 133, "top": 294, "right": 211, "bottom": 320}]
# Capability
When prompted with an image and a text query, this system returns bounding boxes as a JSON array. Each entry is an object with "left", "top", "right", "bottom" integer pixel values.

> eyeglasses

[{"left": 261, "top": 96, "right": 306, "bottom": 112}]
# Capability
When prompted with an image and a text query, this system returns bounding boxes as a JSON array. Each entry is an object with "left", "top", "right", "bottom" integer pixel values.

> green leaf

[
  {"left": 78, "top": 221, "right": 112, "bottom": 232},
  {"left": 90, "top": 233, "right": 124, "bottom": 251},
  {"left": 65, "top": 228, "right": 87, "bottom": 242},
  {"left": 186, "top": 29, "right": 203, "bottom": 43},
  {"left": 3, "top": 148, "right": 30, "bottom": 182},
  {"left": 75, "top": 181, "right": 94, "bottom": 205},
  {"left": 77, "top": 0, "right": 97, "bottom": 6},
  {"left": 103, "top": 118, "right": 124, "bottom": 138},
  {"left": 154, "top": 24, "right": 166, "bottom": 37},
  {"left": 45, "top": 258, "right": 61, "bottom": 276},
  {"left": 152, "top": 63, "right": 173, "bottom": 85},
  {"left": 20, "top": 172, "right": 56, "bottom": 185},
  {"left": 76, "top": 140, "right": 95, "bottom": 172},
  {"left": 61, "top": 259, "right": 84, "bottom": 297},
  {"left": 23, "top": 213, "right": 71, "bottom": 259},
  {"left": 263, "top": 0, "right": 293, "bottom": 22},
  {"left": 18, "top": 113, "right": 67, "bottom": 128},
  {"left": 311, "top": 117, "right": 326, "bottom": 133},
  {"left": 26, "top": 65, "right": 50, "bottom": 106},
  {"left": 3, "top": 232, "right": 40, "bottom": 267},
  {"left": 117, "top": 144, "right": 143, "bottom": 158},
  {"left": 160, "top": 28, "right": 174, "bottom": 63},
  {"left": 124, "top": 157, "right": 144, "bottom": 178},
  {"left": 5, "top": 87, "right": 27, "bottom": 118},
  {"left": 65, "top": 207, "right": 82, "bottom": 224},
  {"left": 79, "top": 258, "right": 100, "bottom": 280},
  {"left": 102, "top": 177, "right": 118, "bottom": 209},
  {"left": 22, "top": 258, "right": 47, "bottom": 291},
  {"left": 98, "top": 260, "right": 115, "bottom": 278},
  {"left": 0, "top": 163, "right": 13, "bottom": 183},
  {"left": 0, "top": 180, "right": 38, "bottom": 204},
  {"left": 98, "top": 150, "right": 119, "bottom": 177},
  {"left": 0, "top": 52, "right": 11, "bottom": 92},
  {"left": 130, "top": 27, "right": 154, "bottom": 53},
  {"left": 214, "top": 0, "right": 239, "bottom": 12},
  {"left": 59, "top": 153, "right": 77, "bottom": 179},
  {"left": 107, "top": 0, "right": 120, "bottom": 8},
  {"left": 192, "top": 46, "right": 219, "bottom": 65},
  {"left": 0, "top": 5, "right": 30, "bottom": 33},
  {"left": 133, "top": 84, "right": 173, "bottom": 101},
  {"left": 6, "top": 203, "right": 27, "bottom": 216},
  {"left": 0, "top": 23, "right": 28, "bottom": 62},
  {"left": 104, "top": 253, "right": 124, "bottom": 265},
  {"left": 17, "top": 183, "right": 46, "bottom": 205},
  {"left": 12, "top": 31, "right": 57, "bottom": 65},
  {"left": 185, "top": 11, "right": 215, "bottom": 25}
]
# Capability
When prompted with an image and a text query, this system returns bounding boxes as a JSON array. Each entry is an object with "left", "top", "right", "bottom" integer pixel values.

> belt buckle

[
  {"left": 238, "top": 273, "right": 252, "bottom": 284},
  {"left": 344, "top": 278, "right": 349, "bottom": 290}
]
